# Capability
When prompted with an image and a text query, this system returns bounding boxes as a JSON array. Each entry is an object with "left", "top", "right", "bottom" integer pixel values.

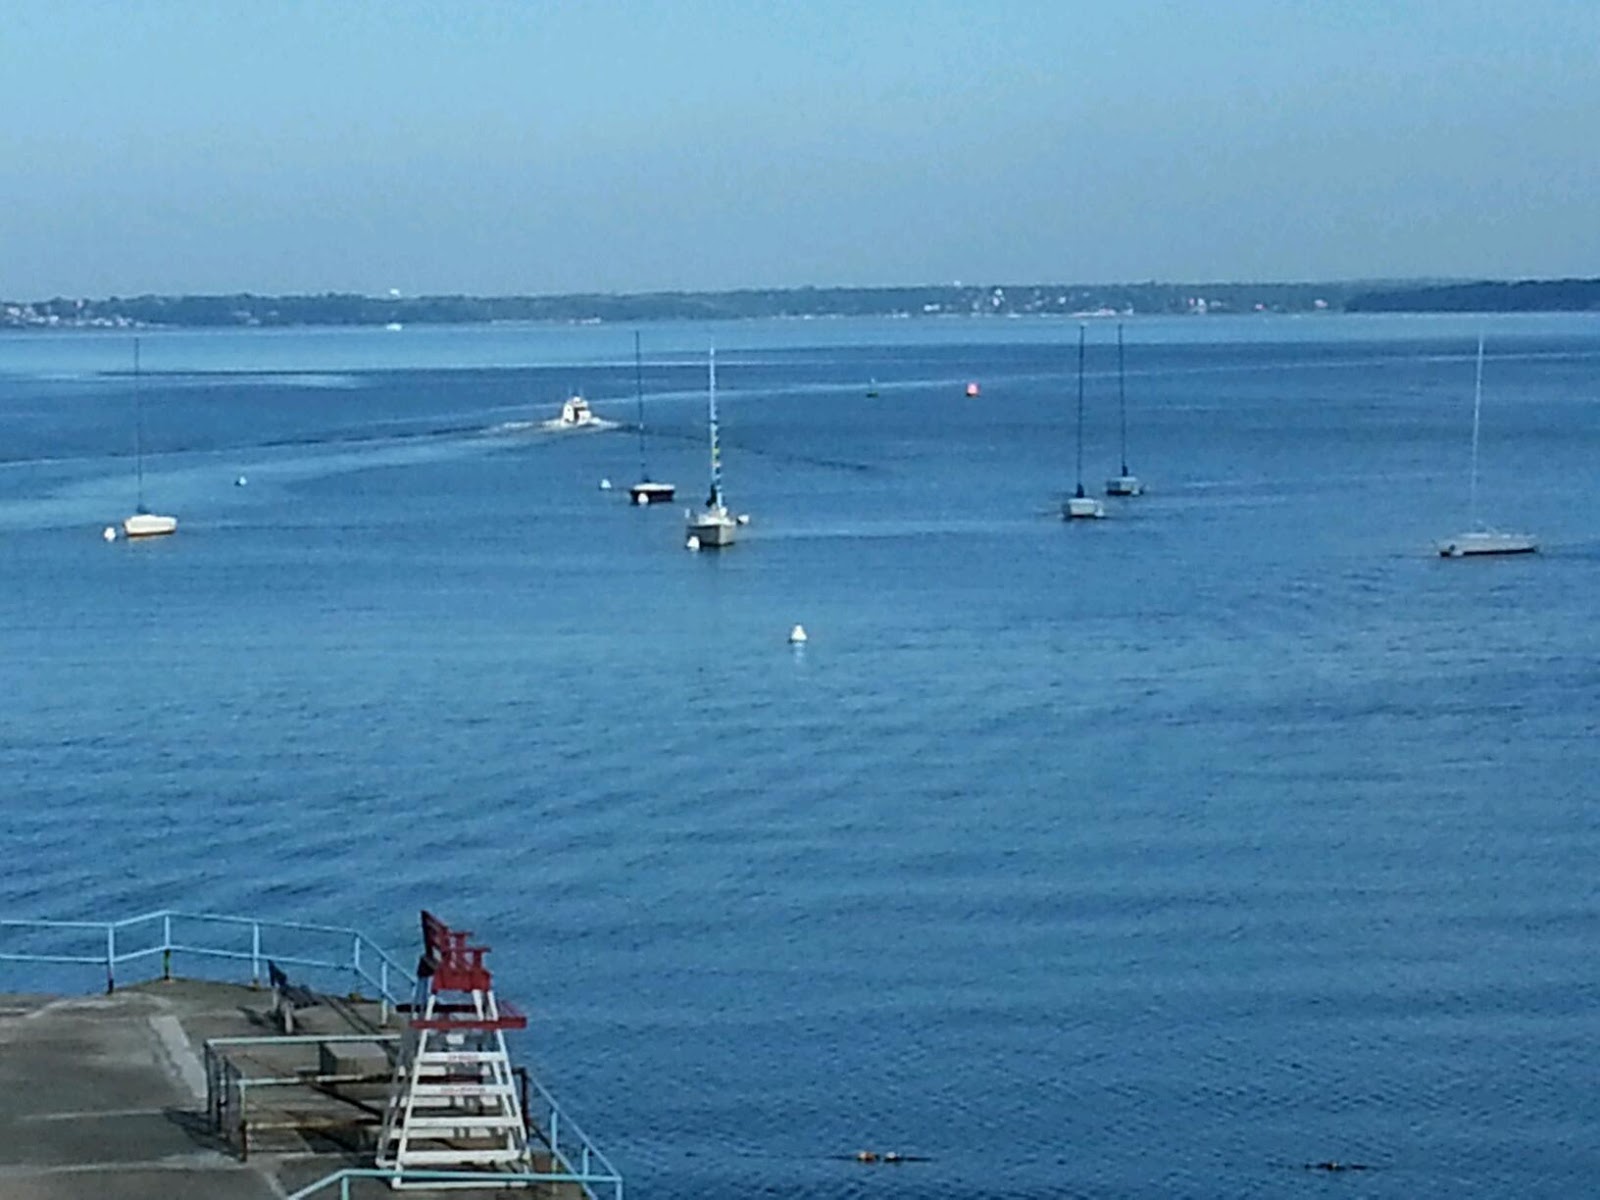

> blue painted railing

[
  {"left": 0, "top": 907, "right": 626, "bottom": 1199},
  {"left": 0, "top": 909, "right": 412, "bottom": 1020},
  {"left": 286, "top": 1165, "right": 624, "bottom": 1199}
]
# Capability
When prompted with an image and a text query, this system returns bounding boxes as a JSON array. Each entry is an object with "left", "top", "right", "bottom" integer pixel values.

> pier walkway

[
  {"left": 0, "top": 910, "right": 623, "bottom": 1199},
  {"left": 1, "top": 977, "right": 368, "bottom": 1197}
]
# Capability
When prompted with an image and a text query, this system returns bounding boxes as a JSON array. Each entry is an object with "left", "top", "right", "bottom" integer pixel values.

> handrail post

[
  {"left": 351, "top": 934, "right": 361, "bottom": 997},
  {"left": 162, "top": 912, "right": 173, "bottom": 981},
  {"left": 251, "top": 922, "right": 261, "bottom": 989},
  {"left": 105, "top": 923, "right": 115, "bottom": 994},
  {"left": 379, "top": 959, "right": 390, "bottom": 1025}
]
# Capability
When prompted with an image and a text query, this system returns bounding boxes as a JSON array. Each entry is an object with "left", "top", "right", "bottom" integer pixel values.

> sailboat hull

[
  {"left": 1438, "top": 532, "right": 1537, "bottom": 558},
  {"left": 123, "top": 513, "right": 177, "bottom": 538},
  {"left": 687, "top": 511, "right": 737, "bottom": 546},
  {"left": 1105, "top": 475, "right": 1143, "bottom": 496},
  {"left": 630, "top": 481, "right": 677, "bottom": 505},
  {"left": 1063, "top": 496, "right": 1106, "bottom": 520}
]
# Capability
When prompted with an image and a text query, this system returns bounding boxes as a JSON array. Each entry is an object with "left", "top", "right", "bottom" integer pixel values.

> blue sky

[{"left": 3, "top": 1, "right": 1596, "bottom": 296}]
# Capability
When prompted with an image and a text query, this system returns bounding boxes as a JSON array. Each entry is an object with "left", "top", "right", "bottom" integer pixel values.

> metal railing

[
  {"left": 203, "top": 1032, "right": 402, "bottom": 1158},
  {"left": 0, "top": 909, "right": 413, "bottom": 1022},
  {"left": 286, "top": 1165, "right": 624, "bottom": 1199},
  {"left": 2, "top": 907, "right": 626, "bottom": 1200},
  {"left": 521, "top": 1068, "right": 627, "bottom": 1199}
]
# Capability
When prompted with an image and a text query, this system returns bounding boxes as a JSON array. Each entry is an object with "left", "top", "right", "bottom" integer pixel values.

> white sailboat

[
  {"left": 1063, "top": 323, "right": 1105, "bottom": 519},
  {"left": 1437, "top": 334, "right": 1535, "bottom": 558},
  {"left": 686, "top": 346, "right": 741, "bottom": 547},
  {"left": 122, "top": 338, "right": 177, "bottom": 539},
  {"left": 628, "top": 331, "right": 675, "bottom": 506},
  {"left": 1104, "top": 322, "right": 1143, "bottom": 496}
]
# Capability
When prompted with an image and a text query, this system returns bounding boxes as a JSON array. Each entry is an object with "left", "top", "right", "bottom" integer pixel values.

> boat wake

[{"left": 536, "top": 415, "right": 621, "bottom": 433}]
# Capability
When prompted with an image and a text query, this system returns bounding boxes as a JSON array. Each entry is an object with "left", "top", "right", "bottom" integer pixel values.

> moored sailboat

[
  {"left": 628, "top": 331, "right": 675, "bottom": 506},
  {"left": 1437, "top": 334, "right": 1535, "bottom": 558},
  {"left": 1063, "top": 324, "right": 1105, "bottom": 520},
  {"left": 122, "top": 337, "right": 177, "bottom": 539},
  {"left": 1104, "top": 322, "right": 1143, "bottom": 497},
  {"left": 686, "top": 346, "right": 741, "bottom": 547}
]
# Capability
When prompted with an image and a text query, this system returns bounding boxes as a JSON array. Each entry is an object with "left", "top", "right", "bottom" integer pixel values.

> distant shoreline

[{"left": 3, "top": 277, "right": 1596, "bottom": 330}]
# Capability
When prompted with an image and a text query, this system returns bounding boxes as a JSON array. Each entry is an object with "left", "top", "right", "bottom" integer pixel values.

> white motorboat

[
  {"left": 1437, "top": 335, "right": 1535, "bottom": 558},
  {"left": 558, "top": 394, "right": 597, "bottom": 427},
  {"left": 539, "top": 391, "right": 617, "bottom": 433}
]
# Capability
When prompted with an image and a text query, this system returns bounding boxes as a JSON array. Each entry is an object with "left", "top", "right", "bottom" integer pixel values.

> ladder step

[
  {"left": 383, "top": 1148, "right": 527, "bottom": 1166},
  {"left": 395, "top": 1114, "right": 525, "bottom": 1131},
  {"left": 408, "top": 1083, "right": 518, "bottom": 1098},
  {"left": 411, "top": 1052, "right": 507, "bottom": 1065}
]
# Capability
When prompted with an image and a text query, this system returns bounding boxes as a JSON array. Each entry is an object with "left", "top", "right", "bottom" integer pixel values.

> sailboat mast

[
  {"left": 1117, "top": 322, "right": 1129, "bottom": 475},
  {"left": 133, "top": 336, "right": 145, "bottom": 509},
  {"left": 1469, "top": 333, "right": 1484, "bottom": 527},
  {"left": 1074, "top": 323, "right": 1087, "bottom": 498},
  {"left": 708, "top": 345, "right": 723, "bottom": 508},
  {"left": 634, "top": 330, "right": 647, "bottom": 479}
]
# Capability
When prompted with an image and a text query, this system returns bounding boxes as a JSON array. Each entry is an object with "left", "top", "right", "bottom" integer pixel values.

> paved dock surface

[{"left": 0, "top": 979, "right": 566, "bottom": 1199}]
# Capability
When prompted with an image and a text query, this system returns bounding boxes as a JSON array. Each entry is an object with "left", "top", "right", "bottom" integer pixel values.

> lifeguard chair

[{"left": 375, "top": 911, "right": 530, "bottom": 1187}]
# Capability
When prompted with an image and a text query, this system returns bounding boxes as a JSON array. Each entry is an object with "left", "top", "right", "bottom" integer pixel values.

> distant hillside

[
  {"left": 1346, "top": 278, "right": 1600, "bottom": 312},
  {"left": 19, "top": 277, "right": 1595, "bottom": 328},
  {"left": 3, "top": 281, "right": 1370, "bottom": 330}
]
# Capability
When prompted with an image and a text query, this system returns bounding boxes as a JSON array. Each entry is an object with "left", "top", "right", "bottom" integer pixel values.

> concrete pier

[{"left": 0, "top": 978, "right": 565, "bottom": 1199}]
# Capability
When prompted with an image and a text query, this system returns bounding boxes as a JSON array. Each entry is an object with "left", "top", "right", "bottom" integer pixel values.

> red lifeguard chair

[{"left": 376, "top": 911, "right": 531, "bottom": 1186}]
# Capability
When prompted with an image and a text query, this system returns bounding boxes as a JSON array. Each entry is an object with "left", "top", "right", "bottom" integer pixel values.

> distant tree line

[
  {"left": 5, "top": 282, "right": 1368, "bottom": 329},
  {"left": 1344, "top": 278, "right": 1600, "bottom": 312},
  {"left": 6, "top": 278, "right": 1597, "bottom": 328}
]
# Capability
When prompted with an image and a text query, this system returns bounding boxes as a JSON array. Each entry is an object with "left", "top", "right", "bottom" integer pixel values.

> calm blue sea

[{"left": 3, "top": 314, "right": 1599, "bottom": 1197}]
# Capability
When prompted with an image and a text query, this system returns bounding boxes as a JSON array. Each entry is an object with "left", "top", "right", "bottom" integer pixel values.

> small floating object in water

[
  {"left": 736, "top": 513, "right": 751, "bottom": 525},
  {"left": 788, "top": 624, "right": 807, "bottom": 645},
  {"left": 633, "top": 490, "right": 649, "bottom": 506},
  {"left": 1306, "top": 1161, "right": 1370, "bottom": 1173},
  {"left": 965, "top": 381, "right": 980, "bottom": 397},
  {"left": 848, "top": 1149, "right": 922, "bottom": 1165},
  {"left": 599, "top": 477, "right": 613, "bottom": 491},
  {"left": 235, "top": 475, "right": 248, "bottom": 487},
  {"left": 102, "top": 526, "right": 117, "bottom": 542},
  {"left": 685, "top": 535, "right": 701, "bottom": 551},
  {"left": 385, "top": 322, "right": 403, "bottom": 332}
]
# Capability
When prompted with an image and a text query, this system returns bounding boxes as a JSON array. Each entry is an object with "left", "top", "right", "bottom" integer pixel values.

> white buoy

[
  {"left": 736, "top": 513, "right": 751, "bottom": 525},
  {"left": 599, "top": 477, "right": 613, "bottom": 491},
  {"left": 686, "top": 535, "right": 701, "bottom": 551},
  {"left": 235, "top": 475, "right": 247, "bottom": 487},
  {"left": 102, "top": 525, "right": 117, "bottom": 542},
  {"left": 634, "top": 491, "right": 649, "bottom": 506},
  {"left": 788, "top": 624, "right": 808, "bottom": 644}
]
